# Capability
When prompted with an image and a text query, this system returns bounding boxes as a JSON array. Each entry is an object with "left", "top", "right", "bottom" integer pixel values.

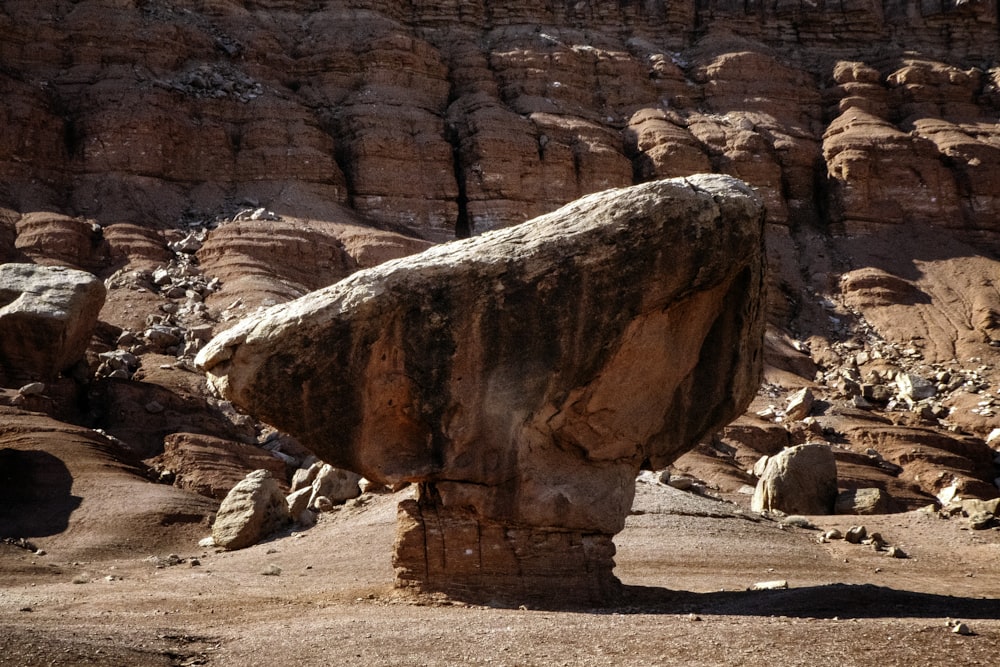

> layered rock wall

[
  {"left": 3, "top": 1, "right": 1000, "bottom": 251},
  {"left": 198, "top": 175, "right": 765, "bottom": 603}
]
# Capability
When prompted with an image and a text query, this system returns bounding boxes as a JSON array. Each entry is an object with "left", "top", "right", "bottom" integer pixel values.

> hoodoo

[{"left": 198, "top": 174, "right": 765, "bottom": 605}]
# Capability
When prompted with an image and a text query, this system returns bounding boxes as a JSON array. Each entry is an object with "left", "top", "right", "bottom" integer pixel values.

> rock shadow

[
  {"left": 617, "top": 583, "right": 1000, "bottom": 620},
  {"left": 0, "top": 448, "right": 82, "bottom": 538}
]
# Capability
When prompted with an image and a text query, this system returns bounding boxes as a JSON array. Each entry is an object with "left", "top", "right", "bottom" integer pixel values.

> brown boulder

[{"left": 198, "top": 174, "right": 765, "bottom": 604}]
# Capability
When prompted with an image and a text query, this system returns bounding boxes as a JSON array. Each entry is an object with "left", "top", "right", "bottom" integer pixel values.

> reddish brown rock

[
  {"left": 151, "top": 432, "right": 288, "bottom": 501},
  {"left": 197, "top": 217, "right": 359, "bottom": 311},
  {"left": 198, "top": 175, "right": 766, "bottom": 604}
]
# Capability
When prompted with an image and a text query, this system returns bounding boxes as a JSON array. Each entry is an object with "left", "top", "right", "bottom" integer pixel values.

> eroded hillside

[{"left": 1, "top": 0, "right": 999, "bottom": 544}]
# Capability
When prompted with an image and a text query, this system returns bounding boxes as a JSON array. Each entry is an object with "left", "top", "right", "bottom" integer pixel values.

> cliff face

[{"left": 2, "top": 1, "right": 999, "bottom": 521}]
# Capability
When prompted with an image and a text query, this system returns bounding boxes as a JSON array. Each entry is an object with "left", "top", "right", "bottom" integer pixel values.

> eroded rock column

[{"left": 197, "top": 174, "right": 766, "bottom": 605}]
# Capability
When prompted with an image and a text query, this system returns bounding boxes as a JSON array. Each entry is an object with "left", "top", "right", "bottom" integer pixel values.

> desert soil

[{"left": 2, "top": 483, "right": 998, "bottom": 667}]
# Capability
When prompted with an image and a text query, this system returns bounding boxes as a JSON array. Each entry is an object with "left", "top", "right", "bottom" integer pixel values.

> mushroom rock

[{"left": 196, "top": 174, "right": 766, "bottom": 605}]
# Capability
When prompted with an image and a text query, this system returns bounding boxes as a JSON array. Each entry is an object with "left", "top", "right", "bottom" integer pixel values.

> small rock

[
  {"left": 968, "top": 511, "right": 994, "bottom": 530},
  {"left": 896, "top": 372, "right": 935, "bottom": 402},
  {"left": 261, "top": 564, "right": 282, "bottom": 576},
  {"left": 749, "top": 579, "right": 788, "bottom": 591},
  {"left": 145, "top": 401, "right": 164, "bottom": 414},
  {"left": 198, "top": 536, "right": 216, "bottom": 548},
  {"left": 782, "top": 515, "right": 817, "bottom": 529},
  {"left": 845, "top": 525, "right": 867, "bottom": 544},
  {"left": 666, "top": 475, "right": 694, "bottom": 491},
  {"left": 835, "top": 488, "right": 892, "bottom": 515},
  {"left": 951, "top": 621, "right": 974, "bottom": 636},
  {"left": 18, "top": 382, "right": 45, "bottom": 396},
  {"left": 784, "top": 387, "right": 815, "bottom": 421},
  {"left": 823, "top": 529, "right": 844, "bottom": 540},
  {"left": 887, "top": 546, "right": 907, "bottom": 559},
  {"left": 866, "top": 532, "right": 886, "bottom": 550},
  {"left": 313, "top": 495, "right": 334, "bottom": 512}
]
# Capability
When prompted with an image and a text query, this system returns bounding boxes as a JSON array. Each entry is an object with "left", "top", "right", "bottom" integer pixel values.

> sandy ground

[{"left": 2, "top": 483, "right": 999, "bottom": 667}]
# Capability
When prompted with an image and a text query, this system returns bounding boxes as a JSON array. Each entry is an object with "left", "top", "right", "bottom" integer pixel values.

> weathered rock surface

[
  {"left": 835, "top": 487, "right": 893, "bottom": 515},
  {"left": 752, "top": 444, "right": 839, "bottom": 515},
  {"left": 212, "top": 469, "right": 289, "bottom": 551},
  {"left": 198, "top": 174, "right": 765, "bottom": 603},
  {"left": 150, "top": 432, "right": 288, "bottom": 500},
  {"left": 0, "top": 263, "right": 106, "bottom": 386}
]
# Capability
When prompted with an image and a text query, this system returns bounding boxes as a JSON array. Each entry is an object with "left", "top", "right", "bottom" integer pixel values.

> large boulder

[
  {"left": 0, "top": 263, "right": 106, "bottom": 386},
  {"left": 752, "top": 443, "right": 839, "bottom": 515},
  {"left": 197, "top": 174, "right": 766, "bottom": 604},
  {"left": 212, "top": 469, "right": 290, "bottom": 551}
]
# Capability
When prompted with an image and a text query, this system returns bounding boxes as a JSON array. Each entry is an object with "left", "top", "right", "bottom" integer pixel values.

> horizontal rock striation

[{"left": 198, "top": 174, "right": 765, "bottom": 604}]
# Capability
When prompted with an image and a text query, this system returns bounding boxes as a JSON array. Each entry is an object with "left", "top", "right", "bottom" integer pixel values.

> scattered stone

[
  {"left": 751, "top": 443, "right": 838, "bottom": 515},
  {"left": 784, "top": 387, "right": 815, "bottom": 421},
  {"left": 71, "top": 573, "right": 91, "bottom": 584},
  {"left": 309, "top": 464, "right": 362, "bottom": 506},
  {"left": 844, "top": 525, "right": 867, "bottom": 543},
  {"left": 887, "top": 546, "right": 908, "bottom": 558},
  {"left": 749, "top": 579, "right": 788, "bottom": 591},
  {"left": 0, "top": 264, "right": 106, "bottom": 383},
  {"left": 286, "top": 487, "right": 313, "bottom": 518},
  {"left": 896, "top": 372, "right": 936, "bottom": 402},
  {"left": 950, "top": 620, "right": 974, "bottom": 636},
  {"left": 968, "top": 511, "right": 995, "bottom": 530},
  {"left": 312, "top": 495, "right": 334, "bottom": 512},
  {"left": 261, "top": 564, "right": 282, "bottom": 576},
  {"left": 198, "top": 536, "right": 216, "bottom": 549},
  {"left": 824, "top": 529, "right": 844, "bottom": 540},
  {"left": 665, "top": 475, "right": 695, "bottom": 491},
  {"left": 212, "top": 469, "right": 290, "bottom": 550},
  {"left": 296, "top": 509, "right": 317, "bottom": 528},
  {"left": 782, "top": 515, "right": 818, "bottom": 529},
  {"left": 865, "top": 532, "right": 886, "bottom": 550}
]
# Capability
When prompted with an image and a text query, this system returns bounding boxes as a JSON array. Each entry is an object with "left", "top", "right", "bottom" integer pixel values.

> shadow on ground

[
  {"left": 0, "top": 448, "right": 81, "bottom": 538},
  {"left": 619, "top": 583, "right": 1000, "bottom": 619}
]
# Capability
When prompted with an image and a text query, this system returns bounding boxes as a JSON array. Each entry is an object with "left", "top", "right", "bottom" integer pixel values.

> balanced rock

[
  {"left": 0, "top": 263, "right": 106, "bottom": 385},
  {"left": 212, "top": 469, "right": 289, "bottom": 551},
  {"left": 197, "top": 175, "right": 765, "bottom": 604},
  {"left": 752, "top": 443, "right": 838, "bottom": 515},
  {"left": 308, "top": 464, "right": 362, "bottom": 507}
]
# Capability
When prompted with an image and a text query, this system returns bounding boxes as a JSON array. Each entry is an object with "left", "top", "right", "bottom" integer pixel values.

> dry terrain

[{"left": 2, "top": 480, "right": 999, "bottom": 667}]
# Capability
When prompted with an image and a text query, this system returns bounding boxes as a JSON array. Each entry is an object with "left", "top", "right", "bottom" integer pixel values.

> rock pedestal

[
  {"left": 197, "top": 175, "right": 766, "bottom": 604},
  {"left": 394, "top": 491, "right": 620, "bottom": 606}
]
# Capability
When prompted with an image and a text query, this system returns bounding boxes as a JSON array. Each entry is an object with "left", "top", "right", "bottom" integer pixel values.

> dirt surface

[{"left": 2, "top": 483, "right": 998, "bottom": 667}]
